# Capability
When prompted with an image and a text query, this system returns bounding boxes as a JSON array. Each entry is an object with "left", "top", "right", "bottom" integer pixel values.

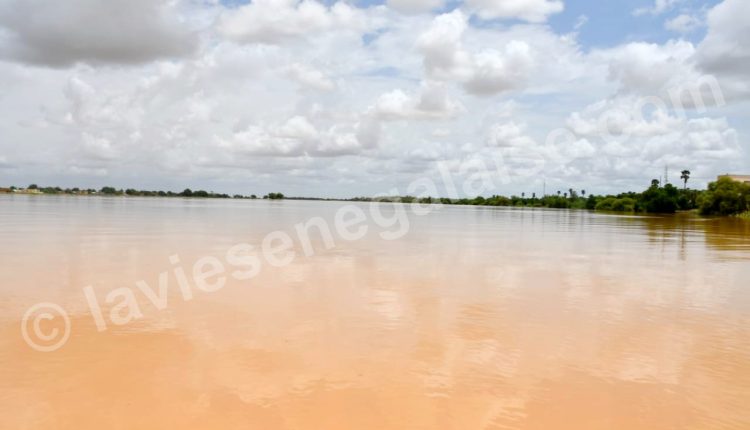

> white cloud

[
  {"left": 216, "top": 114, "right": 377, "bottom": 157},
  {"left": 574, "top": 15, "right": 589, "bottom": 31},
  {"left": 664, "top": 14, "right": 702, "bottom": 34},
  {"left": 463, "top": 41, "right": 533, "bottom": 96},
  {"left": 416, "top": 10, "right": 471, "bottom": 80},
  {"left": 696, "top": 0, "right": 750, "bottom": 100},
  {"left": 387, "top": 0, "right": 444, "bottom": 15},
  {"left": 285, "top": 63, "right": 336, "bottom": 91},
  {"left": 81, "top": 133, "right": 119, "bottom": 161},
  {"left": 486, "top": 121, "right": 535, "bottom": 148},
  {"left": 557, "top": 96, "right": 742, "bottom": 182},
  {"left": 417, "top": 11, "right": 534, "bottom": 96},
  {"left": 633, "top": 0, "right": 681, "bottom": 17},
  {"left": 218, "top": 0, "right": 368, "bottom": 44},
  {"left": 0, "top": 0, "right": 746, "bottom": 195},
  {"left": 465, "top": 0, "right": 564, "bottom": 23},
  {"left": 373, "top": 81, "right": 464, "bottom": 120},
  {"left": 566, "top": 97, "right": 684, "bottom": 140},
  {"left": 603, "top": 40, "right": 697, "bottom": 95},
  {"left": 0, "top": 0, "right": 197, "bottom": 66}
]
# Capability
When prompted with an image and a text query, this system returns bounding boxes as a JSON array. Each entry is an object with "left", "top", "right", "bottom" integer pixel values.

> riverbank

[{"left": 3, "top": 176, "right": 750, "bottom": 217}]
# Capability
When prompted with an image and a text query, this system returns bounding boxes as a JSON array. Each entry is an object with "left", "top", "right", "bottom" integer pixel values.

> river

[{"left": 1, "top": 195, "right": 749, "bottom": 429}]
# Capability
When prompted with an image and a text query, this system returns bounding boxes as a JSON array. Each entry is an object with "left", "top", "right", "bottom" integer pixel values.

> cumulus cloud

[
  {"left": 373, "top": 81, "right": 464, "bottom": 120},
  {"left": 285, "top": 63, "right": 336, "bottom": 91},
  {"left": 218, "top": 0, "right": 367, "bottom": 44},
  {"left": 465, "top": 0, "right": 564, "bottom": 23},
  {"left": 0, "top": 0, "right": 746, "bottom": 195},
  {"left": 633, "top": 0, "right": 681, "bottom": 17},
  {"left": 216, "top": 118, "right": 311, "bottom": 157},
  {"left": 0, "top": 0, "right": 197, "bottom": 66},
  {"left": 417, "top": 11, "right": 534, "bottom": 96},
  {"left": 567, "top": 97, "right": 684, "bottom": 140},
  {"left": 387, "top": 0, "right": 444, "bottom": 15},
  {"left": 416, "top": 10, "right": 471, "bottom": 79},
  {"left": 486, "top": 122, "right": 535, "bottom": 148},
  {"left": 604, "top": 40, "right": 697, "bottom": 95},
  {"left": 695, "top": 0, "right": 750, "bottom": 100},
  {"left": 557, "top": 96, "right": 741, "bottom": 181},
  {"left": 216, "top": 114, "right": 377, "bottom": 157},
  {"left": 664, "top": 14, "right": 702, "bottom": 34},
  {"left": 463, "top": 41, "right": 533, "bottom": 95}
]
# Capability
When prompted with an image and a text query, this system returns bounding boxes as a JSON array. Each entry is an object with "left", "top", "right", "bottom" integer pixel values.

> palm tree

[
  {"left": 521, "top": 192, "right": 525, "bottom": 198},
  {"left": 581, "top": 189, "right": 586, "bottom": 197},
  {"left": 557, "top": 190, "right": 561, "bottom": 196},
  {"left": 680, "top": 170, "right": 691, "bottom": 190}
]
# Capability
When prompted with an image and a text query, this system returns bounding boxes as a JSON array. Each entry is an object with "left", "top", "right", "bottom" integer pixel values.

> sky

[{"left": 0, "top": 0, "right": 748, "bottom": 198}]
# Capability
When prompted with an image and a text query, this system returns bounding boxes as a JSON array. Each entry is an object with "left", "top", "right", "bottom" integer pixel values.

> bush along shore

[
  {"left": 2, "top": 176, "right": 749, "bottom": 218},
  {"left": 0, "top": 185, "right": 284, "bottom": 200},
  {"left": 357, "top": 177, "right": 750, "bottom": 218}
]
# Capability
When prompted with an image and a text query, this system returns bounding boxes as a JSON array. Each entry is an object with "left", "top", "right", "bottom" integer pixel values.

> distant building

[
  {"left": 718, "top": 174, "right": 750, "bottom": 185},
  {"left": 0, "top": 188, "right": 11, "bottom": 193},
  {"left": 718, "top": 174, "right": 750, "bottom": 184}
]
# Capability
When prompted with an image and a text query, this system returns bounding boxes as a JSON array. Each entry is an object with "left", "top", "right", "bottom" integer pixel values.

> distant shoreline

[
  {"left": 3, "top": 179, "right": 749, "bottom": 219},
  {"left": 0, "top": 192, "right": 355, "bottom": 203}
]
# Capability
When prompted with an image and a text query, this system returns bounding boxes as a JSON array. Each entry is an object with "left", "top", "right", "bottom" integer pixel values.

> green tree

[
  {"left": 586, "top": 194, "right": 598, "bottom": 210},
  {"left": 595, "top": 197, "right": 636, "bottom": 212},
  {"left": 28, "top": 184, "right": 38, "bottom": 189},
  {"left": 641, "top": 182, "right": 679, "bottom": 213},
  {"left": 698, "top": 177, "right": 750, "bottom": 215}
]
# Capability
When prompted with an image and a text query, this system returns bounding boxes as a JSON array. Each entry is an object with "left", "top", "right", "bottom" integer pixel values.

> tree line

[
  {"left": 3, "top": 184, "right": 286, "bottom": 200},
  {"left": 5, "top": 173, "right": 750, "bottom": 217},
  {"left": 352, "top": 173, "right": 750, "bottom": 217}
]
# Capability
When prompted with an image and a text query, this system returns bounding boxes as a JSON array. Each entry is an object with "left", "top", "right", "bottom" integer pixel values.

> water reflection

[{"left": 1, "top": 196, "right": 749, "bottom": 429}]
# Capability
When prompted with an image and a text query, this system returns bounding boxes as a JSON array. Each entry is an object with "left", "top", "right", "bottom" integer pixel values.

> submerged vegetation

[{"left": 3, "top": 175, "right": 750, "bottom": 217}]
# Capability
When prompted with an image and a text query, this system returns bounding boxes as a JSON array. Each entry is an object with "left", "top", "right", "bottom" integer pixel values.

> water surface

[{"left": 1, "top": 195, "right": 749, "bottom": 429}]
